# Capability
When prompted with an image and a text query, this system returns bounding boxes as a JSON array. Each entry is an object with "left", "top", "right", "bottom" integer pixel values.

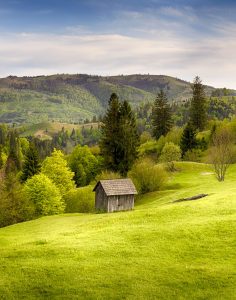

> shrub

[
  {"left": 95, "top": 170, "right": 121, "bottom": 181},
  {"left": 183, "top": 149, "right": 203, "bottom": 162},
  {"left": 24, "top": 174, "right": 64, "bottom": 216},
  {"left": 65, "top": 186, "right": 94, "bottom": 213},
  {"left": 140, "top": 131, "right": 152, "bottom": 144},
  {"left": 129, "top": 158, "right": 167, "bottom": 194},
  {"left": 165, "top": 127, "right": 183, "bottom": 145},
  {"left": 160, "top": 142, "right": 181, "bottom": 171}
]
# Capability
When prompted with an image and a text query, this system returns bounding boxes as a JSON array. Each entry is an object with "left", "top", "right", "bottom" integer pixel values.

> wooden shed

[{"left": 93, "top": 179, "right": 137, "bottom": 213}]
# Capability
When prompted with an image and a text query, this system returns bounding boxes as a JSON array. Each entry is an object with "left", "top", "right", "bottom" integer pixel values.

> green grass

[{"left": 0, "top": 162, "right": 235, "bottom": 299}]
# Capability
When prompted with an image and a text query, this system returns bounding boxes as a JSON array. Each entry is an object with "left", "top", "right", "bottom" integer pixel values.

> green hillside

[
  {"left": 0, "top": 162, "right": 235, "bottom": 299},
  {"left": 0, "top": 74, "right": 232, "bottom": 125}
]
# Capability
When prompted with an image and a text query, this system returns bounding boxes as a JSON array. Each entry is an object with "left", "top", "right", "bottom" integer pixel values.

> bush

[
  {"left": 95, "top": 170, "right": 121, "bottom": 181},
  {"left": 140, "top": 131, "right": 152, "bottom": 144},
  {"left": 160, "top": 142, "right": 181, "bottom": 171},
  {"left": 183, "top": 149, "right": 203, "bottom": 162},
  {"left": 165, "top": 127, "right": 183, "bottom": 145},
  {"left": 129, "top": 158, "right": 167, "bottom": 194},
  {"left": 65, "top": 186, "right": 94, "bottom": 213},
  {"left": 24, "top": 174, "right": 64, "bottom": 216}
]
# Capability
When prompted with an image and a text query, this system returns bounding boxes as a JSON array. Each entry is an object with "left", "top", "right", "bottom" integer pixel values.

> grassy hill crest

[
  {"left": 1, "top": 74, "right": 234, "bottom": 125},
  {"left": 0, "top": 162, "right": 235, "bottom": 299}
]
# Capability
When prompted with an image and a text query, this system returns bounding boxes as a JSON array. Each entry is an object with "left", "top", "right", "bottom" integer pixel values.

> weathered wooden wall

[
  {"left": 107, "top": 195, "right": 134, "bottom": 213},
  {"left": 95, "top": 185, "right": 108, "bottom": 212}
]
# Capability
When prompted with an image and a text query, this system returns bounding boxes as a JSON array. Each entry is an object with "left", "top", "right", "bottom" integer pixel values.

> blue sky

[{"left": 0, "top": 0, "right": 236, "bottom": 87}]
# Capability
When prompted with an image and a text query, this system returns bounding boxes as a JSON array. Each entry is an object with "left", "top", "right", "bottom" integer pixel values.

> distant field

[
  {"left": 0, "top": 162, "right": 235, "bottom": 299},
  {"left": 20, "top": 121, "right": 99, "bottom": 139}
]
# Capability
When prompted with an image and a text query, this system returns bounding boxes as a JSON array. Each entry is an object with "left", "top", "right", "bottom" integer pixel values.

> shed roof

[{"left": 93, "top": 179, "right": 137, "bottom": 196}]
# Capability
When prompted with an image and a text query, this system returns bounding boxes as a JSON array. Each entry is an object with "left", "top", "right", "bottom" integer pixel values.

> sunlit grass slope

[{"left": 0, "top": 162, "right": 235, "bottom": 299}]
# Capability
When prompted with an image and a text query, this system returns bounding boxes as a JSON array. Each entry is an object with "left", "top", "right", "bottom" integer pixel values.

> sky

[{"left": 0, "top": 0, "right": 236, "bottom": 88}]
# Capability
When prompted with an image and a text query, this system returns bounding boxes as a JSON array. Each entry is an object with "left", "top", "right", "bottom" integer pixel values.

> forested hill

[{"left": 0, "top": 74, "right": 235, "bottom": 124}]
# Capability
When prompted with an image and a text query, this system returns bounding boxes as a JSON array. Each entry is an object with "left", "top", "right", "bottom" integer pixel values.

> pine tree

[
  {"left": 100, "top": 93, "right": 121, "bottom": 172},
  {"left": 190, "top": 76, "right": 207, "bottom": 131},
  {"left": 100, "top": 94, "right": 139, "bottom": 175},
  {"left": 21, "top": 143, "right": 41, "bottom": 182},
  {"left": 0, "top": 145, "right": 3, "bottom": 169},
  {"left": 180, "top": 122, "right": 198, "bottom": 156},
  {"left": 151, "top": 90, "right": 172, "bottom": 140},
  {"left": 117, "top": 100, "right": 140, "bottom": 176},
  {"left": 5, "top": 130, "right": 22, "bottom": 174}
]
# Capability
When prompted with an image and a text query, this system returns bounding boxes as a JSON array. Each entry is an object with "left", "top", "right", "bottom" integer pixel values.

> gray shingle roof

[{"left": 93, "top": 179, "right": 137, "bottom": 196}]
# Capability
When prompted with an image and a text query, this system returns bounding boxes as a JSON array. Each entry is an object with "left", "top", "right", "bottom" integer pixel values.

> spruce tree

[
  {"left": 100, "top": 93, "right": 121, "bottom": 172},
  {"left": 5, "top": 130, "right": 22, "bottom": 174},
  {"left": 190, "top": 76, "right": 207, "bottom": 131},
  {"left": 118, "top": 100, "right": 140, "bottom": 176},
  {"left": 100, "top": 94, "right": 139, "bottom": 175},
  {"left": 180, "top": 122, "right": 198, "bottom": 156},
  {"left": 152, "top": 90, "right": 172, "bottom": 140},
  {"left": 21, "top": 143, "right": 41, "bottom": 182},
  {"left": 0, "top": 145, "right": 3, "bottom": 169}
]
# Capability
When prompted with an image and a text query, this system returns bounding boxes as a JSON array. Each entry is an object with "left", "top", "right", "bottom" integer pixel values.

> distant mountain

[{"left": 0, "top": 74, "right": 235, "bottom": 124}]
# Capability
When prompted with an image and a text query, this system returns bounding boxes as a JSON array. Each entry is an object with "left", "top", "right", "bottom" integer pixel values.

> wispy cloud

[
  {"left": 0, "top": 29, "right": 236, "bottom": 88},
  {"left": 0, "top": 1, "right": 235, "bottom": 88}
]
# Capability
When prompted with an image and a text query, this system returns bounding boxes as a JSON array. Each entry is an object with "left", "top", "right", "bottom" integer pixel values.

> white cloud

[{"left": 0, "top": 28, "right": 235, "bottom": 88}]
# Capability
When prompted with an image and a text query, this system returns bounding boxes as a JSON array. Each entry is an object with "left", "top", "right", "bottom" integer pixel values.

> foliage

[
  {"left": 180, "top": 122, "right": 198, "bottom": 156},
  {"left": 95, "top": 170, "right": 121, "bottom": 181},
  {"left": 24, "top": 174, "right": 64, "bottom": 216},
  {"left": 42, "top": 149, "right": 75, "bottom": 195},
  {"left": 100, "top": 94, "right": 139, "bottom": 175},
  {"left": 208, "top": 127, "right": 234, "bottom": 181},
  {"left": 65, "top": 186, "right": 94, "bottom": 213},
  {"left": 151, "top": 90, "right": 172, "bottom": 139},
  {"left": 5, "top": 130, "right": 22, "bottom": 174},
  {"left": 190, "top": 76, "right": 207, "bottom": 131},
  {"left": 129, "top": 158, "right": 167, "bottom": 194},
  {"left": 140, "top": 131, "right": 152, "bottom": 144},
  {"left": 69, "top": 145, "right": 100, "bottom": 187},
  {"left": 183, "top": 149, "right": 203, "bottom": 162},
  {"left": 160, "top": 142, "right": 181, "bottom": 171},
  {"left": 21, "top": 143, "right": 41, "bottom": 182},
  {"left": 117, "top": 100, "right": 140, "bottom": 175},
  {"left": 0, "top": 145, "right": 3, "bottom": 169},
  {"left": 0, "top": 173, "right": 35, "bottom": 227}
]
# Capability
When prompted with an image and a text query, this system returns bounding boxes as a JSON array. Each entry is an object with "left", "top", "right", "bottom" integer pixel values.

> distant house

[{"left": 93, "top": 179, "right": 137, "bottom": 213}]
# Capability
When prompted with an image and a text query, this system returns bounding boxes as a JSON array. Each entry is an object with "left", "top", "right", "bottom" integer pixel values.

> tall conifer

[
  {"left": 5, "top": 130, "right": 22, "bottom": 174},
  {"left": 151, "top": 90, "right": 172, "bottom": 140},
  {"left": 190, "top": 76, "right": 207, "bottom": 131},
  {"left": 100, "top": 94, "right": 139, "bottom": 175},
  {"left": 100, "top": 93, "right": 121, "bottom": 172},
  {"left": 21, "top": 143, "right": 41, "bottom": 182},
  {"left": 118, "top": 100, "right": 140, "bottom": 176}
]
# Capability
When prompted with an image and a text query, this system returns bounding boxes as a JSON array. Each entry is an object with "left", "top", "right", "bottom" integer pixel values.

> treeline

[
  {"left": 136, "top": 92, "right": 236, "bottom": 131},
  {"left": 1, "top": 76, "right": 236, "bottom": 228},
  {"left": 0, "top": 94, "right": 140, "bottom": 227}
]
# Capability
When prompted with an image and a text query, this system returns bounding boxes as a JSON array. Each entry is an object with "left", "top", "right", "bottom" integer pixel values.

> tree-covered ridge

[{"left": 0, "top": 74, "right": 234, "bottom": 125}]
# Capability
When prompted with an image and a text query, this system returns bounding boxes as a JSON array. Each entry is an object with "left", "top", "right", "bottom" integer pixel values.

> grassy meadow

[{"left": 0, "top": 162, "right": 235, "bottom": 299}]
